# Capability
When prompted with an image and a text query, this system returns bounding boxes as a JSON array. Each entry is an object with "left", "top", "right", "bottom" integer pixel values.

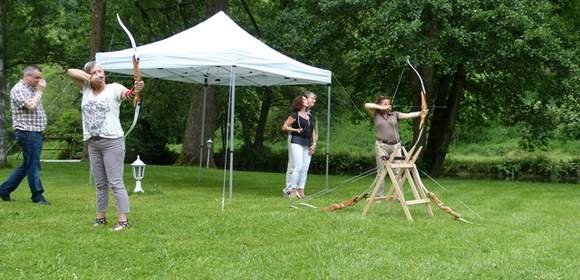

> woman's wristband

[
  {"left": 124, "top": 89, "right": 135, "bottom": 99},
  {"left": 409, "top": 112, "right": 421, "bottom": 118}
]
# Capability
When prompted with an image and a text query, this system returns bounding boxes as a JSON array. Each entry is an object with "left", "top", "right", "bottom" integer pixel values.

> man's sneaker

[
  {"left": 0, "top": 194, "right": 14, "bottom": 202},
  {"left": 33, "top": 199, "right": 50, "bottom": 205},
  {"left": 94, "top": 217, "right": 107, "bottom": 227},
  {"left": 112, "top": 221, "right": 129, "bottom": 232}
]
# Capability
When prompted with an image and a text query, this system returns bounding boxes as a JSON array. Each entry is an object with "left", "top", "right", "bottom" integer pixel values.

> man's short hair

[
  {"left": 23, "top": 65, "right": 41, "bottom": 76},
  {"left": 304, "top": 90, "right": 316, "bottom": 98}
]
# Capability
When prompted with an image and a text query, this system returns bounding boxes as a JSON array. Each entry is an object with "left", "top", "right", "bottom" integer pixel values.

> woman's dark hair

[
  {"left": 291, "top": 95, "right": 306, "bottom": 112},
  {"left": 375, "top": 95, "right": 391, "bottom": 104},
  {"left": 374, "top": 95, "right": 391, "bottom": 115}
]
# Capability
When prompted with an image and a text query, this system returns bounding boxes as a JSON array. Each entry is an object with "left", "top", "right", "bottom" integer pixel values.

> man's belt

[{"left": 377, "top": 139, "right": 399, "bottom": 145}]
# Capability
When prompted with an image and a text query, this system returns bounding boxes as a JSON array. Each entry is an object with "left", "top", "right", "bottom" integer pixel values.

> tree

[
  {"left": 229, "top": 2, "right": 274, "bottom": 153},
  {"left": 89, "top": 0, "right": 106, "bottom": 59},
  {"left": 2, "top": 0, "right": 573, "bottom": 171},
  {"left": 176, "top": 0, "right": 228, "bottom": 166},
  {"left": 2, "top": 0, "right": 90, "bottom": 164},
  {"left": 97, "top": 1, "right": 202, "bottom": 164},
  {"left": 259, "top": 0, "right": 577, "bottom": 176},
  {"left": 0, "top": 0, "right": 6, "bottom": 167},
  {"left": 4, "top": 0, "right": 91, "bottom": 69},
  {"left": 78, "top": 0, "right": 107, "bottom": 160}
]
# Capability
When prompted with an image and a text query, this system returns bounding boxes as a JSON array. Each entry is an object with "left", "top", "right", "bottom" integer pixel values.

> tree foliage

[
  {"left": 1, "top": 0, "right": 577, "bottom": 170},
  {"left": 5, "top": 0, "right": 90, "bottom": 69}
]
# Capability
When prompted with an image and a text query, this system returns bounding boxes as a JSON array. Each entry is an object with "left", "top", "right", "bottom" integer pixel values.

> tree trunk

[
  {"left": 240, "top": 2, "right": 271, "bottom": 152},
  {"left": 424, "top": 74, "right": 451, "bottom": 170},
  {"left": 221, "top": 120, "right": 227, "bottom": 156},
  {"left": 238, "top": 87, "right": 273, "bottom": 150},
  {"left": 177, "top": 0, "right": 227, "bottom": 166},
  {"left": 424, "top": 66, "right": 466, "bottom": 176},
  {"left": 254, "top": 87, "right": 273, "bottom": 149},
  {"left": 83, "top": 0, "right": 107, "bottom": 161},
  {"left": 411, "top": 7, "right": 438, "bottom": 156},
  {"left": 89, "top": 0, "right": 106, "bottom": 60},
  {"left": 239, "top": 107, "right": 253, "bottom": 148},
  {"left": 0, "top": 0, "right": 6, "bottom": 167},
  {"left": 177, "top": 86, "right": 217, "bottom": 167}
]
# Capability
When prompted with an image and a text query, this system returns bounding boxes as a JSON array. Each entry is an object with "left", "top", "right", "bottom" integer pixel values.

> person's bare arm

[
  {"left": 282, "top": 116, "right": 301, "bottom": 133},
  {"left": 364, "top": 103, "right": 390, "bottom": 115},
  {"left": 397, "top": 109, "right": 428, "bottom": 120},
  {"left": 66, "top": 69, "right": 90, "bottom": 90},
  {"left": 309, "top": 127, "right": 318, "bottom": 155},
  {"left": 312, "top": 127, "right": 318, "bottom": 146}
]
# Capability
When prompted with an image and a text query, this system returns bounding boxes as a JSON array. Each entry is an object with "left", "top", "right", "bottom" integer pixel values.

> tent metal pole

[
  {"left": 221, "top": 79, "right": 233, "bottom": 211},
  {"left": 325, "top": 84, "right": 331, "bottom": 190},
  {"left": 228, "top": 66, "right": 237, "bottom": 199},
  {"left": 198, "top": 82, "right": 208, "bottom": 181}
]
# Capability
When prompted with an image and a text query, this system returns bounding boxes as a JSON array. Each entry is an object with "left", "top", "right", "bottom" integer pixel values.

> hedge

[
  {"left": 445, "top": 157, "right": 579, "bottom": 183},
  {"left": 215, "top": 147, "right": 579, "bottom": 183}
]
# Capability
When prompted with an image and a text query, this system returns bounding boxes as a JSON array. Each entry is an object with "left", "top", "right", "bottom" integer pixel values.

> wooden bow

[
  {"left": 117, "top": 14, "right": 142, "bottom": 137},
  {"left": 321, "top": 192, "right": 368, "bottom": 212},
  {"left": 406, "top": 58, "right": 428, "bottom": 152},
  {"left": 426, "top": 191, "right": 472, "bottom": 223}
]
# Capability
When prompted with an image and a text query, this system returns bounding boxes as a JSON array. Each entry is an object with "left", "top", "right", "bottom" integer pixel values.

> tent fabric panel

[
  {"left": 95, "top": 11, "right": 331, "bottom": 86},
  {"left": 100, "top": 65, "right": 329, "bottom": 86}
]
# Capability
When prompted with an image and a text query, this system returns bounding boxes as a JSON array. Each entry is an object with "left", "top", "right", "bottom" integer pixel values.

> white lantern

[
  {"left": 206, "top": 138, "right": 214, "bottom": 168},
  {"left": 131, "top": 155, "right": 146, "bottom": 193}
]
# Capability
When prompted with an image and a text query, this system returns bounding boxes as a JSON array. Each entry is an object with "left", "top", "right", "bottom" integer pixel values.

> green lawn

[{"left": 0, "top": 162, "right": 579, "bottom": 279}]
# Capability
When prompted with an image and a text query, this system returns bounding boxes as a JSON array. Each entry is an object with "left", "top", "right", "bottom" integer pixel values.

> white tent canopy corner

[{"left": 96, "top": 11, "right": 333, "bottom": 199}]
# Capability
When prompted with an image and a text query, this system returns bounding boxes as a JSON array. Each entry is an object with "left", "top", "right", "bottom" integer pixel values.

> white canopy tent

[{"left": 96, "top": 11, "right": 332, "bottom": 198}]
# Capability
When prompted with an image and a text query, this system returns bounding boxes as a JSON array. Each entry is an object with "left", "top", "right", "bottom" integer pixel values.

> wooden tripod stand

[{"left": 362, "top": 146, "right": 433, "bottom": 221}]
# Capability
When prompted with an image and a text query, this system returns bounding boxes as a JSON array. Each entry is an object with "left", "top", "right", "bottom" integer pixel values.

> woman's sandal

[
  {"left": 112, "top": 220, "right": 130, "bottom": 232},
  {"left": 94, "top": 217, "right": 107, "bottom": 226}
]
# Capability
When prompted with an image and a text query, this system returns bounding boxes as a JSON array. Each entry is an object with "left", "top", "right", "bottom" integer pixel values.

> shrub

[
  {"left": 445, "top": 156, "right": 578, "bottom": 183},
  {"left": 214, "top": 145, "right": 375, "bottom": 175},
  {"left": 216, "top": 148, "right": 578, "bottom": 183}
]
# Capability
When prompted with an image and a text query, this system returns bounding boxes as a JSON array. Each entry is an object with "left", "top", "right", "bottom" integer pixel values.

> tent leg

[
  {"left": 198, "top": 83, "right": 208, "bottom": 181},
  {"left": 325, "top": 84, "right": 331, "bottom": 190},
  {"left": 221, "top": 78, "right": 233, "bottom": 210},
  {"left": 228, "top": 66, "right": 237, "bottom": 199}
]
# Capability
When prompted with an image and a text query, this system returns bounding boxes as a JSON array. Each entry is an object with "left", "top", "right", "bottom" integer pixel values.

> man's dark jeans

[{"left": 0, "top": 130, "right": 45, "bottom": 202}]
